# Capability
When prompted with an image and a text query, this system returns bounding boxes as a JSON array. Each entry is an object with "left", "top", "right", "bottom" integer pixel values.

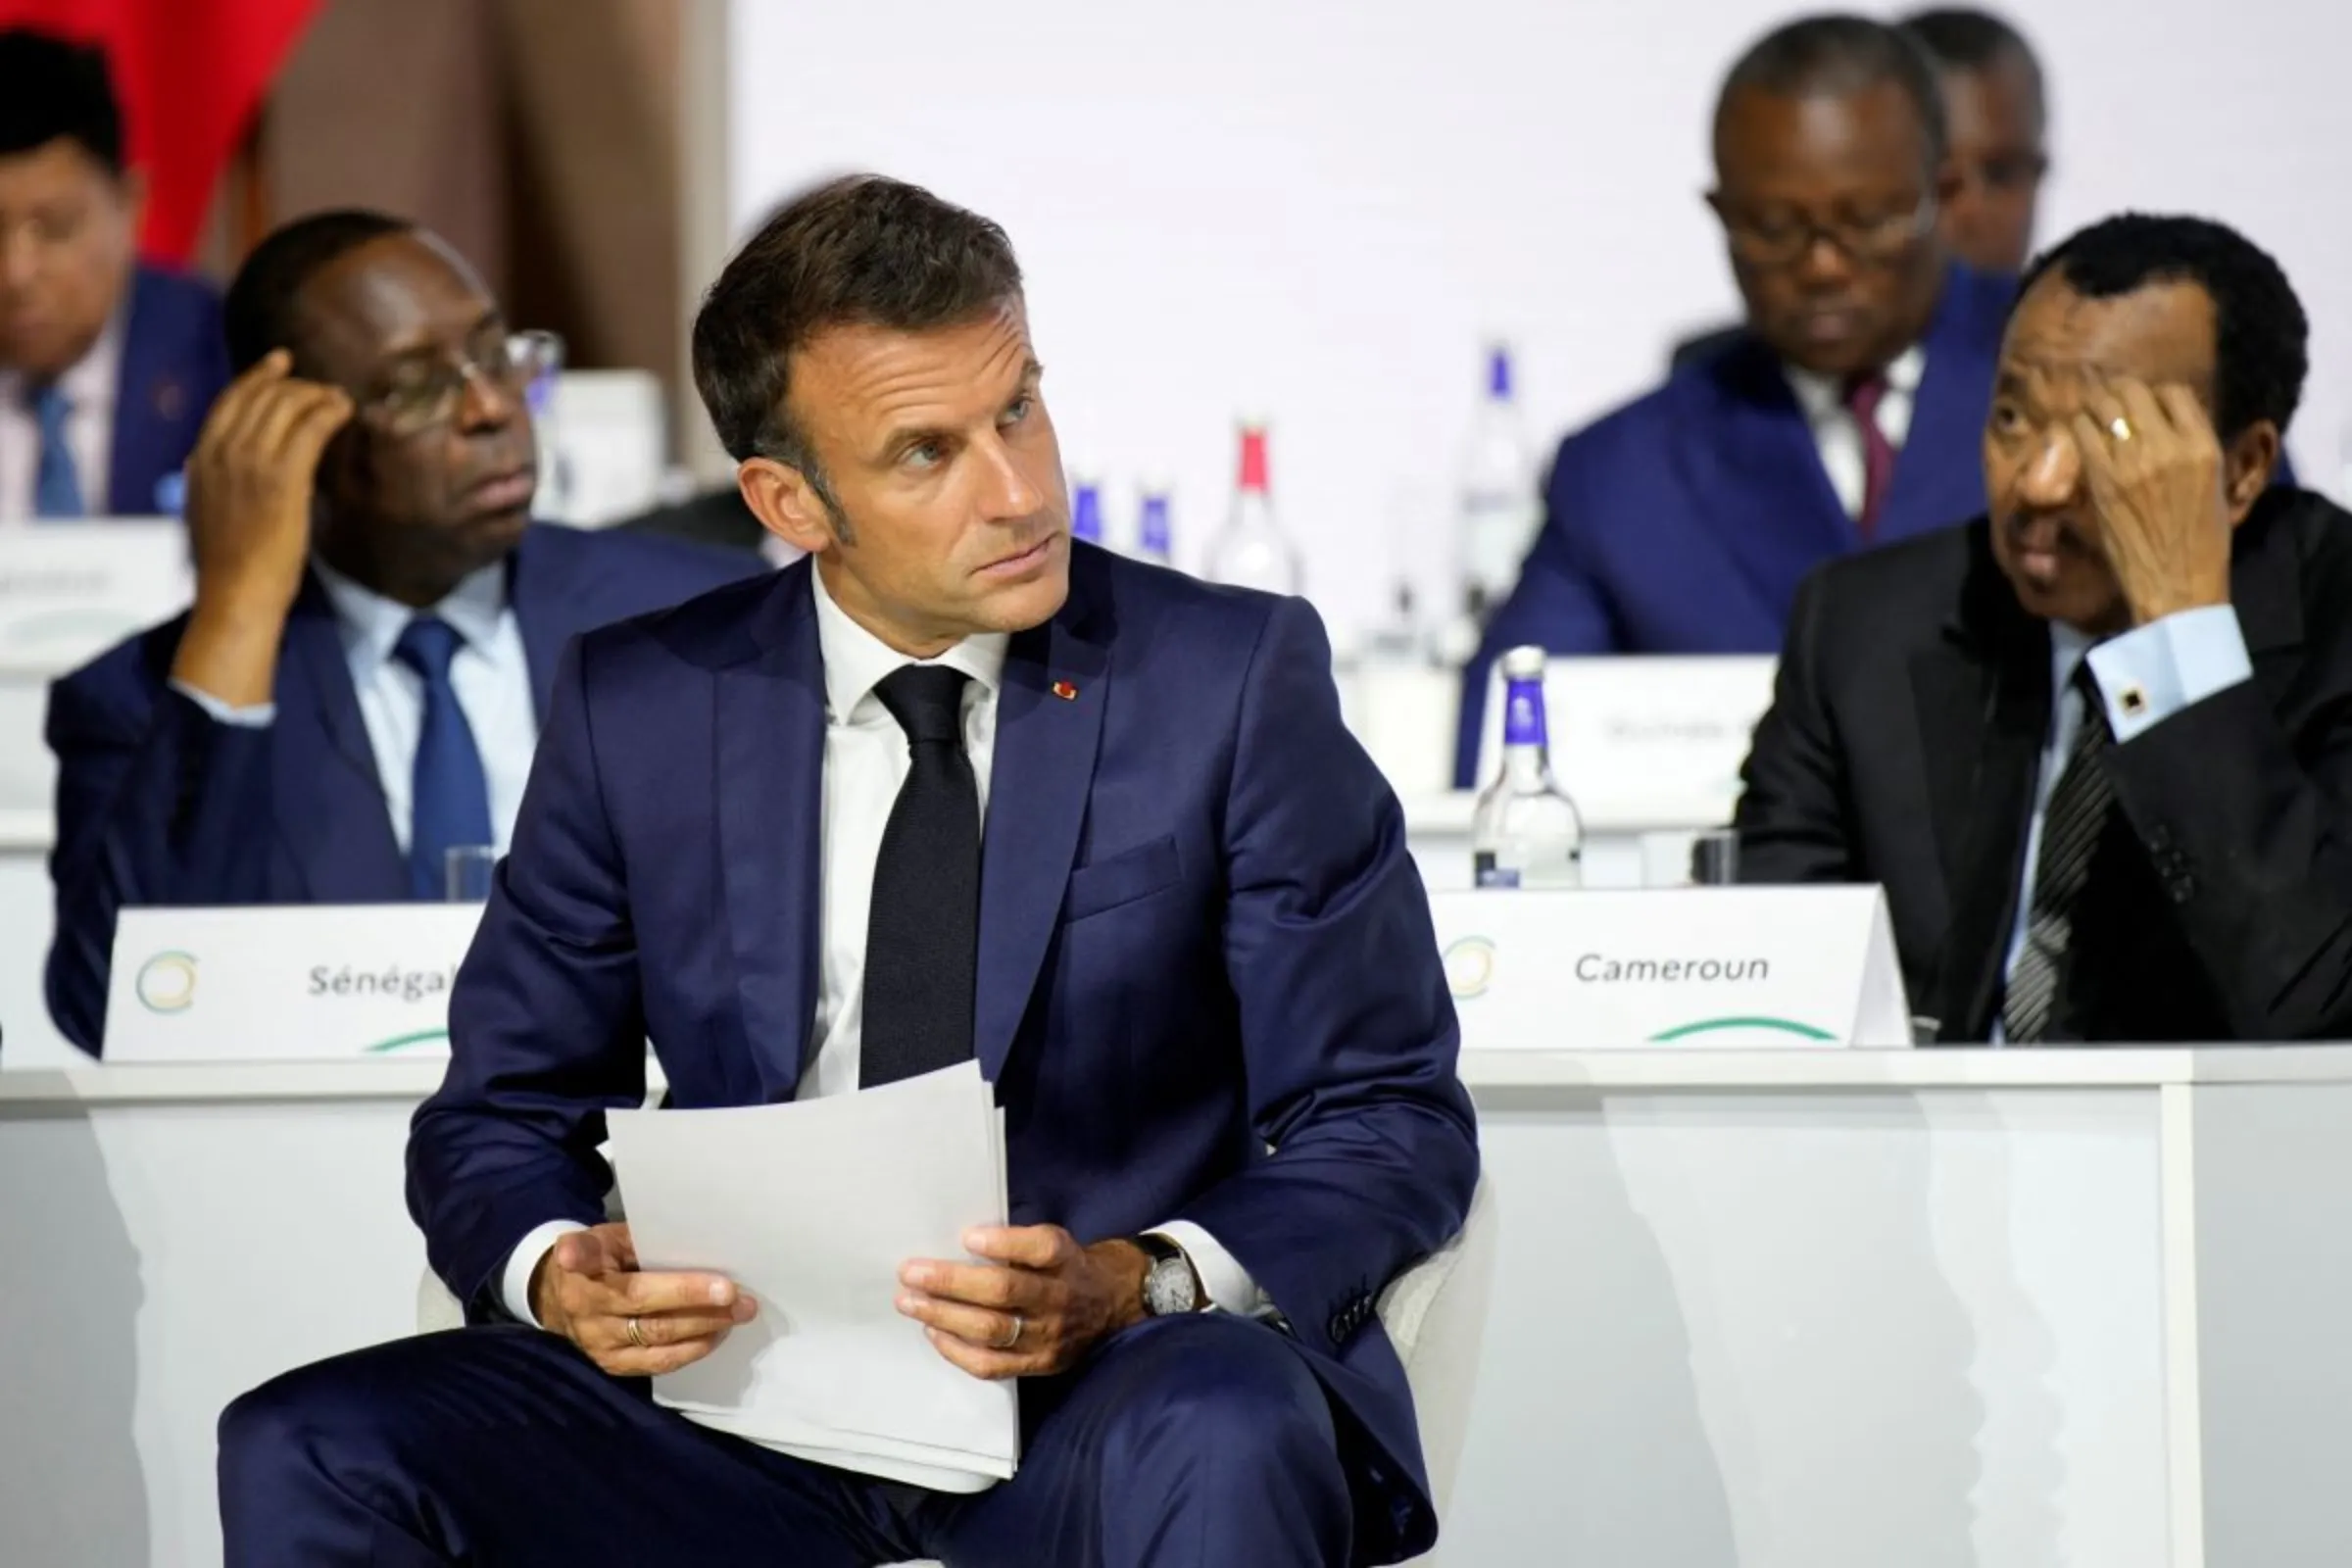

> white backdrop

[{"left": 722, "top": 0, "right": 2352, "bottom": 648}]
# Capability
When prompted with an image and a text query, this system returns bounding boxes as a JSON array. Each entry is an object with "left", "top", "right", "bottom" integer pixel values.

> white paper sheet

[{"left": 607, "top": 1061, "right": 1017, "bottom": 1488}]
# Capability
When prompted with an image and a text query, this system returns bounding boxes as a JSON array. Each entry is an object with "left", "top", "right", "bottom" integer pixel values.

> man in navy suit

[
  {"left": 217, "top": 176, "right": 1478, "bottom": 1566},
  {"left": 1460, "top": 15, "right": 2008, "bottom": 784},
  {"left": 0, "top": 29, "right": 228, "bottom": 519},
  {"left": 43, "top": 210, "right": 758, "bottom": 1055}
]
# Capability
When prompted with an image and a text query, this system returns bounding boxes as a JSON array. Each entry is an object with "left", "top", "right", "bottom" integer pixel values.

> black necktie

[
  {"left": 860, "top": 665, "right": 981, "bottom": 1088},
  {"left": 2001, "top": 662, "right": 2116, "bottom": 1043}
]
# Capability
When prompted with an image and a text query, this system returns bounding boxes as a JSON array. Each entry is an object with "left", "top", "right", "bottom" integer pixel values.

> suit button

[
  {"left": 2149, "top": 824, "right": 2175, "bottom": 853},
  {"left": 2169, "top": 875, "right": 2196, "bottom": 905},
  {"left": 1327, "top": 1315, "right": 1348, "bottom": 1342}
]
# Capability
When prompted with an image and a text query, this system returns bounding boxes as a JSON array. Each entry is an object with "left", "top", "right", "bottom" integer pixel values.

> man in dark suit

[
  {"left": 1736, "top": 213, "right": 2352, "bottom": 1044},
  {"left": 1901, "top": 9, "right": 2048, "bottom": 277},
  {"left": 43, "top": 211, "right": 757, "bottom": 1055},
  {"left": 215, "top": 175, "right": 1476, "bottom": 1567},
  {"left": 0, "top": 29, "right": 228, "bottom": 519},
  {"left": 1462, "top": 15, "right": 2005, "bottom": 783}
]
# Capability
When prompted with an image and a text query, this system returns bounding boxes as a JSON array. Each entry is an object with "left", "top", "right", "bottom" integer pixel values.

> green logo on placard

[
  {"left": 363, "top": 1029, "right": 451, "bottom": 1054},
  {"left": 1646, "top": 1016, "right": 1836, "bottom": 1043}
]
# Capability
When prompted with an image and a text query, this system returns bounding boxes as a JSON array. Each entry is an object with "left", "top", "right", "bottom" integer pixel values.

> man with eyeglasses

[
  {"left": 39, "top": 210, "right": 759, "bottom": 1055},
  {"left": 1456, "top": 14, "right": 2010, "bottom": 785},
  {"left": 0, "top": 29, "right": 228, "bottom": 521}
]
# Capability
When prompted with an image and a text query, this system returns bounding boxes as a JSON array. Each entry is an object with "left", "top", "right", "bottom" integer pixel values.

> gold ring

[
  {"left": 2109, "top": 416, "right": 2132, "bottom": 442},
  {"left": 998, "top": 1312, "right": 1025, "bottom": 1350},
  {"left": 625, "top": 1315, "right": 646, "bottom": 1349}
]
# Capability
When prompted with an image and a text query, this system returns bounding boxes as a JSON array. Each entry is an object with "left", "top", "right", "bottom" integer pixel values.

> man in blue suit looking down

[
  {"left": 215, "top": 176, "right": 1478, "bottom": 1567},
  {"left": 42, "top": 211, "right": 758, "bottom": 1054},
  {"left": 1459, "top": 14, "right": 2011, "bottom": 784},
  {"left": 0, "top": 28, "right": 229, "bottom": 521}
]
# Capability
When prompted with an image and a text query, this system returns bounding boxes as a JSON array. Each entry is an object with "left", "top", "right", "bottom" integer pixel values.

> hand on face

[
  {"left": 2066, "top": 373, "right": 2232, "bottom": 627},
  {"left": 182, "top": 350, "right": 354, "bottom": 623},
  {"left": 527, "top": 1222, "right": 756, "bottom": 1378},
  {"left": 897, "top": 1224, "right": 1150, "bottom": 1380}
]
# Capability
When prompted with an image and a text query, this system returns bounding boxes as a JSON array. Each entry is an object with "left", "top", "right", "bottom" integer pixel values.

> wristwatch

[{"left": 1133, "top": 1232, "right": 1204, "bottom": 1316}]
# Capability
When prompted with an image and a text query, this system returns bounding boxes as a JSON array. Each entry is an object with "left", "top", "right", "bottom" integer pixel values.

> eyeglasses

[
  {"left": 361, "top": 328, "right": 563, "bottom": 436},
  {"left": 1715, "top": 195, "right": 1936, "bottom": 269}
]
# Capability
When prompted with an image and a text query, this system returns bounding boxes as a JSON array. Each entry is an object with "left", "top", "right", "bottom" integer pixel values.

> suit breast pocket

[{"left": 1060, "top": 834, "right": 1182, "bottom": 922}]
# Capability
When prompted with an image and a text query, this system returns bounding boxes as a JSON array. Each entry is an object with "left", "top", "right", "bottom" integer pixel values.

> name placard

[
  {"left": 104, "top": 905, "right": 481, "bottom": 1061},
  {"left": 1472, "top": 656, "right": 1777, "bottom": 822},
  {"left": 1429, "top": 886, "right": 1911, "bottom": 1049},
  {"left": 0, "top": 523, "right": 192, "bottom": 675}
]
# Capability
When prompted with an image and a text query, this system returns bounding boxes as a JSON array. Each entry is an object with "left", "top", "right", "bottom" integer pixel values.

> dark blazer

[
  {"left": 1734, "top": 486, "right": 2352, "bottom": 1043},
  {"left": 1455, "top": 265, "right": 2016, "bottom": 783},
  {"left": 407, "top": 542, "right": 1481, "bottom": 1561},
  {"left": 614, "top": 485, "right": 766, "bottom": 557},
  {"left": 43, "top": 523, "right": 760, "bottom": 1054},
  {"left": 107, "top": 264, "right": 231, "bottom": 515}
]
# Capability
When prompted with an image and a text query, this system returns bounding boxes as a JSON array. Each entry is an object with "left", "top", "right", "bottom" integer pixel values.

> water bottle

[
  {"left": 1137, "top": 487, "right": 1174, "bottom": 565},
  {"left": 1072, "top": 479, "right": 1104, "bottom": 546},
  {"left": 1458, "top": 345, "right": 1539, "bottom": 623},
  {"left": 1206, "top": 422, "right": 1300, "bottom": 593},
  {"left": 1470, "top": 645, "right": 1584, "bottom": 889}
]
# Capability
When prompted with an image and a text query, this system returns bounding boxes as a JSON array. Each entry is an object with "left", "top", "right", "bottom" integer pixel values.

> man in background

[
  {"left": 1737, "top": 215, "right": 2352, "bottom": 1043},
  {"left": 1902, "top": 8, "right": 2048, "bottom": 275},
  {"left": 43, "top": 210, "right": 756, "bottom": 1054},
  {"left": 0, "top": 28, "right": 227, "bottom": 521},
  {"left": 1462, "top": 15, "right": 2007, "bottom": 783}
]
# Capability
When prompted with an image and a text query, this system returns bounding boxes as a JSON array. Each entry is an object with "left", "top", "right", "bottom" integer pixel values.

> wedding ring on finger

[
  {"left": 998, "top": 1312, "right": 1025, "bottom": 1350},
  {"left": 625, "top": 1315, "right": 647, "bottom": 1349},
  {"left": 2109, "top": 416, "right": 2133, "bottom": 442}
]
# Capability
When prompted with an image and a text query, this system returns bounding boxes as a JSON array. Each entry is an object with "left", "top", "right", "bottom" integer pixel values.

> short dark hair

[
  {"left": 2019, "top": 214, "right": 2308, "bottom": 441},
  {"left": 1900, "top": 8, "right": 2045, "bottom": 120},
  {"left": 1715, "top": 14, "right": 1948, "bottom": 172},
  {"left": 692, "top": 175, "right": 1025, "bottom": 489},
  {"left": 223, "top": 209, "right": 416, "bottom": 374},
  {"left": 0, "top": 29, "right": 124, "bottom": 173}
]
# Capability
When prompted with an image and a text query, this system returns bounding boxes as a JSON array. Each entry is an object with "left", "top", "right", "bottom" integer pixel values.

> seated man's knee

[
  {"left": 220, "top": 1338, "right": 445, "bottom": 1496},
  {"left": 1108, "top": 1320, "right": 1342, "bottom": 1474}
]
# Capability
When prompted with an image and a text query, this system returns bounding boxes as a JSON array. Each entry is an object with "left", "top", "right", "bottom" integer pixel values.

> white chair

[{"left": 415, "top": 1178, "right": 1497, "bottom": 1565}]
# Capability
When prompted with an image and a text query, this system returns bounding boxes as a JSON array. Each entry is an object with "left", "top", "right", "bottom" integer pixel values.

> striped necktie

[{"left": 2000, "top": 662, "right": 2116, "bottom": 1043}]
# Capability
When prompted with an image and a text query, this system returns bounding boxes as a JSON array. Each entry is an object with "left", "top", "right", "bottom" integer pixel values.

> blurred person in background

[
  {"left": 1460, "top": 14, "right": 2007, "bottom": 784},
  {"left": 1901, "top": 8, "right": 2048, "bottom": 275},
  {"left": 42, "top": 210, "right": 758, "bottom": 1055},
  {"left": 1736, "top": 215, "right": 2347, "bottom": 1044},
  {"left": 0, "top": 28, "right": 227, "bottom": 521}
]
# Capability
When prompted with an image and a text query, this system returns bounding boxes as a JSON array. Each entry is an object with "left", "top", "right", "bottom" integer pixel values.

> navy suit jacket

[
  {"left": 109, "top": 264, "right": 230, "bottom": 515},
  {"left": 43, "top": 523, "right": 760, "bottom": 1054},
  {"left": 407, "top": 543, "right": 1480, "bottom": 1561},
  {"left": 1455, "top": 265, "right": 2016, "bottom": 784}
]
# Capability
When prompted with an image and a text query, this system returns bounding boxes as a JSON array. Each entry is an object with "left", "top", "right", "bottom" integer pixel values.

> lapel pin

[
  {"left": 153, "top": 378, "right": 185, "bottom": 420},
  {"left": 1051, "top": 680, "right": 1079, "bottom": 702}
]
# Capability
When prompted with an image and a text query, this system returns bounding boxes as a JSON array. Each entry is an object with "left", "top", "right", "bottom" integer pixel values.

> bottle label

[
  {"left": 1501, "top": 678, "right": 1548, "bottom": 748},
  {"left": 1473, "top": 852, "right": 1520, "bottom": 890}
]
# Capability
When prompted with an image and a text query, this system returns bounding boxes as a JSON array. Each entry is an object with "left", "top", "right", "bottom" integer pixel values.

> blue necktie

[
  {"left": 32, "top": 384, "right": 84, "bottom": 518},
  {"left": 393, "top": 616, "right": 493, "bottom": 901}
]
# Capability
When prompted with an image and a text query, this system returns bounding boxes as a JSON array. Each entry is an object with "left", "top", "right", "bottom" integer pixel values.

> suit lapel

[
  {"left": 974, "top": 563, "right": 1111, "bottom": 1082},
  {"left": 507, "top": 525, "right": 579, "bottom": 722},
  {"left": 271, "top": 574, "right": 404, "bottom": 899},
  {"left": 715, "top": 564, "right": 826, "bottom": 1099},
  {"left": 1880, "top": 279, "right": 1996, "bottom": 541},
  {"left": 1912, "top": 529, "right": 2050, "bottom": 1038},
  {"left": 1684, "top": 345, "right": 1858, "bottom": 612},
  {"left": 109, "top": 271, "right": 173, "bottom": 515}
]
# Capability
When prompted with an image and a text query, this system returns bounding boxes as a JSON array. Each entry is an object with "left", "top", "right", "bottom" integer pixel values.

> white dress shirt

[
  {"left": 1991, "top": 606, "right": 2255, "bottom": 1043},
  {"left": 0, "top": 309, "right": 123, "bottom": 521},
  {"left": 1783, "top": 344, "right": 1926, "bottom": 518},
  {"left": 172, "top": 558, "right": 541, "bottom": 858},
  {"left": 499, "top": 564, "right": 1267, "bottom": 1392}
]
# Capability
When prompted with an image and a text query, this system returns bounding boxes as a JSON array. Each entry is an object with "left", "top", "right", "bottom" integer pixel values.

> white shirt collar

[
  {"left": 808, "top": 559, "right": 1009, "bottom": 724},
  {"left": 1782, "top": 342, "right": 1927, "bottom": 425},
  {"left": 0, "top": 298, "right": 124, "bottom": 411},
  {"left": 311, "top": 554, "right": 512, "bottom": 669},
  {"left": 2048, "top": 618, "right": 2095, "bottom": 690}
]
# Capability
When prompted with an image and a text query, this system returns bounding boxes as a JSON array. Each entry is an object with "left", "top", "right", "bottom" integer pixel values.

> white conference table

[{"left": 10, "top": 1046, "right": 2352, "bottom": 1568}]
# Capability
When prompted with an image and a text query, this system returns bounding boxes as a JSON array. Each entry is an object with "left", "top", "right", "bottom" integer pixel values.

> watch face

[{"left": 1144, "top": 1255, "right": 1199, "bottom": 1316}]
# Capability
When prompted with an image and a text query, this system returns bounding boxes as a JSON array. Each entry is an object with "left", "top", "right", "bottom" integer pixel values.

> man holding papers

[
  {"left": 1737, "top": 214, "right": 2352, "bottom": 1043},
  {"left": 220, "top": 175, "right": 1480, "bottom": 1567}
]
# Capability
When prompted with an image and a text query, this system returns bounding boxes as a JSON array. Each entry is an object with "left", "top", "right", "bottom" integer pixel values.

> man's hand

[
  {"left": 898, "top": 1225, "right": 1152, "bottom": 1380},
  {"left": 170, "top": 350, "right": 354, "bottom": 708},
  {"left": 2071, "top": 374, "right": 2233, "bottom": 627},
  {"left": 527, "top": 1222, "right": 756, "bottom": 1378}
]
